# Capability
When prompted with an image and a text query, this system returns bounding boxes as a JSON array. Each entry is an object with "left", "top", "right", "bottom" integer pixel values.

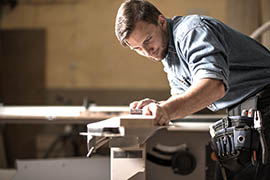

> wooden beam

[
  {"left": 227, "top": 0, "right": 261, "bottom": 35},
  {"left": 261, "top": 0, "right": 270, "bottom": 48}
]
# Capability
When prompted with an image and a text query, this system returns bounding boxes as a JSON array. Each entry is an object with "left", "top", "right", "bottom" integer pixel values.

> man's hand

[
  {"left": 129, "top": 79, "right": 225, "bottom": 125},
  {"left": 129, "top": 98, "right": 170, "bottom": 125},
  {"left": 129, "top": 98, "right": 157, "bottom": 109},
  {"left": 143, "top": 103, "right": 170, "bottom": 125}
]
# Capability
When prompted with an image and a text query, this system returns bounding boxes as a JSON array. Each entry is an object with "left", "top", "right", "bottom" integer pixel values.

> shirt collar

[{"left": 162, "top": 18, "right": 177, "bottom": 64}]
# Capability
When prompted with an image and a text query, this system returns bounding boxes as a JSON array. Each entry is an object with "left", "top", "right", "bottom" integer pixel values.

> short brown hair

[{"left": 115, "top": 0, "right": 162, "bottom": 46}]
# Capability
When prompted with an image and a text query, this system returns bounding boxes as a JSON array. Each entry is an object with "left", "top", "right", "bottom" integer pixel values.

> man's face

[{"left": 125, "top": 16, "right": 169, "bottom": 61}]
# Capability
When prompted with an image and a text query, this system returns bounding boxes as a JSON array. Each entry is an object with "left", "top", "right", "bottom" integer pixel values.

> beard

[{"left": 153, "top": 28, "right": 169, "bottom": 62}]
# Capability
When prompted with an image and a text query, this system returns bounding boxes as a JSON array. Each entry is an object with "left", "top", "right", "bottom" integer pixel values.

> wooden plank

[
  {"left": 120, "top": 115, "right": 155, "bottom": 128},
  {"left": 0, "top": 106, "right": 129, "bottom": 124}
]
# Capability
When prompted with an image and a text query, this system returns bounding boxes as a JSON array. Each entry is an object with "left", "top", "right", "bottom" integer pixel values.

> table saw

[
  {"left": 0, "top": 105, "right": 224, "bottom": 179},
  {"left": 84, "top": 113, "right": 224, "bottom": 180}
]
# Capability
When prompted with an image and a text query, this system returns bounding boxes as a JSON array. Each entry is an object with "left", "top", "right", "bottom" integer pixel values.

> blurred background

[
  {"left": 0, "top": 0, "right": 269, "bottom": 106},
  {"left": 0, "top": 0, "right": 269, "bottom": 173}
]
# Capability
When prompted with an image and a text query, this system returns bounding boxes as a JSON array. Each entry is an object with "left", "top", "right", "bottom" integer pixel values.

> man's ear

[{"left": 158, "top": 15, "right": 166, "bottom": 28}]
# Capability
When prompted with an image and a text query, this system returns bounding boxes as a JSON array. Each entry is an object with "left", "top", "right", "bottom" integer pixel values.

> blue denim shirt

[{"left": 162, "top": 15, "right": 270, "bottom": 111}]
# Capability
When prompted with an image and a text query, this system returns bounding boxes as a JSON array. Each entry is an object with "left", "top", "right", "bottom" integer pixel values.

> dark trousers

[{"left": 221, "top": 86, "right": 270, "bottom": 180}]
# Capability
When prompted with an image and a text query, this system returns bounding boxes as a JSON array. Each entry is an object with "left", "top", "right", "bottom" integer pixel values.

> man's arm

[{"left": 144, "top": 78, "right": 225, "bottom": 125}]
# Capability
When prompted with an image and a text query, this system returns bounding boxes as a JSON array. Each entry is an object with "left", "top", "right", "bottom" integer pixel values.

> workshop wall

[
  {"left": 227, "top": 0, "right": 270, "bottom": 48},
  {"left": 1, "top": 0, "right": 269, "bottom": 105},
  {"left": 0, "top": 0, "right": 227, "bottom": 105},
  {"left": 0, "top": 0, "right": 226, "bottom": 89},
  {"left": 261, "top": 0, "right": 270, "bottom": 48}
]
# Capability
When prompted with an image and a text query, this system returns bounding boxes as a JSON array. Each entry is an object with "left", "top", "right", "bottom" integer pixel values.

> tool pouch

[{"left": 210, "top": 116, "right": 259, "bottom": 174}]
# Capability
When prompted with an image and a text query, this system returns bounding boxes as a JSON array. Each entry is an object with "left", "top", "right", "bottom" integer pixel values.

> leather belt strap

[{"left": 227, "top": 84, "right": 270, "bottom": 116}]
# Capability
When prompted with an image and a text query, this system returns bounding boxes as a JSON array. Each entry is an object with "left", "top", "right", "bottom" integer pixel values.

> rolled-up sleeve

[{"left": 178, "top": 25, "right": 230, "bottom": 92}]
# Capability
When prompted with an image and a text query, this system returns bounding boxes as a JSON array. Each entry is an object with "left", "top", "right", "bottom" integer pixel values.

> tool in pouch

[
  {"left": 254, "top": 110, "right": 268, "bottom": 164},
  {"left": 209, "top": 109, "right": 268, "bottom": 180}
]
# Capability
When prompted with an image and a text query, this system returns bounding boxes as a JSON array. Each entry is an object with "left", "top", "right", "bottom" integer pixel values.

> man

[{"left": 115, "top": 0, "right": 270, "bottom": 179}]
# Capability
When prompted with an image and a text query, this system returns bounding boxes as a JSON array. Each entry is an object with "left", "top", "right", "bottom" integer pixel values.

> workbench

[{"left": 0, "top": 105, "right": 129, "bottom": 168}]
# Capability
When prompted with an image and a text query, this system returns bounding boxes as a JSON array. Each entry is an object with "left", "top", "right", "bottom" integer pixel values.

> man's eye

[
  {"left": 144, "top": 36, "right": 152, "bottom": 45},
  {"left": 133, "top": 47, "right": 141, "bottom": 51},
  {"left": 146, "top": 36, "right": 152, "bottom": 42}
]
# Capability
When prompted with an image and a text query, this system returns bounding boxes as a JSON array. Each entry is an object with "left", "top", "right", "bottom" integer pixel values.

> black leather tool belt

[{"left": 210, "top": 116, "right": 260, "bottom": 174}]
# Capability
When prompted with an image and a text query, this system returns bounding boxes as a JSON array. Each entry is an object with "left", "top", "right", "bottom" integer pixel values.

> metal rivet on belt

[{"left": 237, "top": 135, "right": 245, "bottom": 143}]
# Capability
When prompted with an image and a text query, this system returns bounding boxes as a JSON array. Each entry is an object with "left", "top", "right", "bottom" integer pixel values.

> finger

[
  {"left": 165, "top": 118, "right": 170, "bottom": 125},
  {"left": 155, "top": 111, "right": 164, "bottom": 125},
  {"left": 136, "top": 98, "right": 155, "bottom": 109},
  {"left": 129, "top": 101, "right": 139, "bottom": 109},
  {"left": 160, "top": 115, "right": 170, "bottom": 126},
  {"left": 157, "top": 115, "right": 168, "bottom": 126},
  {"left": 147, "top": 104, "right": 162, "bottom": 125},
  {"left": 163, "top": 117, "right": 170, "bottom": 126},
  {"left": 145, "top": 103, "right": 158, "bottom": 118},
  {"left": 141, "top": 105, "right": 151, "bottom": 116},
  {"left": 154, "top": 106, "right": 170, "bottom": 126}
]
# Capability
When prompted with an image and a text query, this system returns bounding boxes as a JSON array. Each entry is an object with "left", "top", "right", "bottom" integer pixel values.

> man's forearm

[{"left": 161, "top": 78, "right": 225, "bottom": 120}]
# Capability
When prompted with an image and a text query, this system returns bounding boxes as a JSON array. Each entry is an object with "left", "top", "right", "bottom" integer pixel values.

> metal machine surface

[{"left": 84, "top": 114, "right": 224, "bottom": 180}]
